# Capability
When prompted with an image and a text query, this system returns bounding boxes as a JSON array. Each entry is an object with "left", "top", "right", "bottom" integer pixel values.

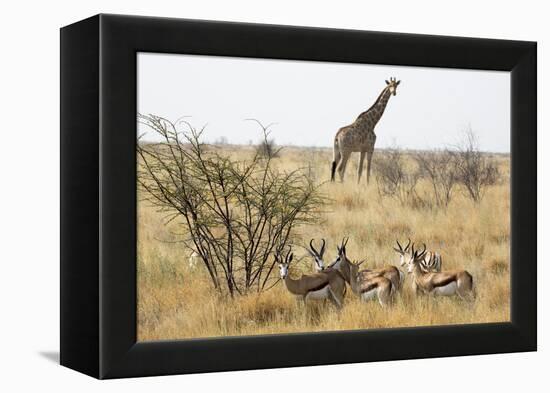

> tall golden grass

[{"left": 137, "top": 145, "right": 510, "bottom": 341}]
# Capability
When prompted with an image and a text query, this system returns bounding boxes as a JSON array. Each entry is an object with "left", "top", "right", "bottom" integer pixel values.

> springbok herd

[{"left": 277, "top": 238, "right": 475, "bottom": 308}]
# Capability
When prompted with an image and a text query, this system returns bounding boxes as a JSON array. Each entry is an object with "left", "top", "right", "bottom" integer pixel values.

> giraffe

[{"left": 331, "top": 77, "right": 401, "bottom": 184}]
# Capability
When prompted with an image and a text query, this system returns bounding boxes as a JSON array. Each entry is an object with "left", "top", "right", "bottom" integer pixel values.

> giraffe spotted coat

[{"left": 331, "top": 78, "right": 400, "bottom": 184}]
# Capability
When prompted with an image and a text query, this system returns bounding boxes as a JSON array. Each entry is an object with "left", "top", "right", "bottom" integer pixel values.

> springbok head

[
  {"left": 277, "top": 246, "right": 294, "bottom": 279},
  {"left": 420, "top": 254, "right": 441, "bottom": 273},
  {"left": 326, "top": 237, "right": 350, "bottom": 270},
  {"left": 385, "top": 77, "right": 401, "bottom": 96},
  {"left": 406, "top": 243, "right": 427, "bottom": 273},
  {"left": 393, "top": 238, "right": 412, "bottom": 267},
  {"left": 307, "top": 238, "right": 327, "bottom": 272},
  {"left": 348, "top": 258, "right": 366, "bottom": 280}
]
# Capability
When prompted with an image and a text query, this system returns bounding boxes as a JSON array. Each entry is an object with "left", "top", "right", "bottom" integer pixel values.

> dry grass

[{"left": 137, "top": 145, "right": 510, "bottom": 341}]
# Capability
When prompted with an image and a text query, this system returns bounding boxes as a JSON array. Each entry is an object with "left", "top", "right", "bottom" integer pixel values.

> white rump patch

[
  {"left": 361, "top": 289, "right": 378, "bottom": 302},
  {"left": 434, "top": 281, "right": 457, "bottom": 296},
  {"left": 306, "top": 286, "right": 330, "bottom": 300}
]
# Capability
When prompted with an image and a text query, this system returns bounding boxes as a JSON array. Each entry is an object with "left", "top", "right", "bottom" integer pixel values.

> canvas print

[{"left": 137, "top": 53, "right": 510, "bottom": 341}]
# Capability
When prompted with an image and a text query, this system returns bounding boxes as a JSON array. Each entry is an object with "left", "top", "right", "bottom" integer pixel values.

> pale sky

[{"left": 137, "top": 53, "right": 510, "bottom": 153}]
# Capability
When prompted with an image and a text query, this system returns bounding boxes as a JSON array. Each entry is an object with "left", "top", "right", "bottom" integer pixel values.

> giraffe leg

[
  {"left": 337, "top": 151, "right": 351, "bottom": 182},
  {"left": 357, "top": 151, "right": 366, "bottom": 184},
  {"left": 366, "top": 149, "right": 374, "bottom": 185},
  {"left": 331, "top": 145, "right": 341, "bottom": 182}
]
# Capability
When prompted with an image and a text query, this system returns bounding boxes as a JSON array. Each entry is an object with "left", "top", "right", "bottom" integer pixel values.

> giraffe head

[{"left": 385, "top": 77, "right": 401, "bottom": 96}]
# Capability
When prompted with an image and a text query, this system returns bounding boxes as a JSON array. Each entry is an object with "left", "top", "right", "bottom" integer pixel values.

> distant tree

[
  {"left": 374, "top": 147, "right": 420, "bottom": 205},
  {"left": 451, "top": 128, "right": 500, "bottom": 202},
  {"left": 256, "top": 139, "right": 279, "bottom": 158},
  {"left": 414, "top": 149, "right": 457, "bottom": 208},
  {"left": 247, "top": 119, "right": 281, "bottom": 159},
  {"left": 215, "top": 135, "right": 229, "bottom": 145}
]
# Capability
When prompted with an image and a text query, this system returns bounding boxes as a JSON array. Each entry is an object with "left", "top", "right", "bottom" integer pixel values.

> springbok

[
  {"left": 329, "top": 238, "right": 403, "bottom": 292},
  {"left": 406, "top": 243, "right": 474, "bottom": 300},
  {"left": 394, "top": 238, "right": 442, "bottom": 273},
  {"left": 347, "top": 259, "right": 393, "bottom": 306},
  {"left": 277, "top": 246, "right": 346, "bottom": 309}
]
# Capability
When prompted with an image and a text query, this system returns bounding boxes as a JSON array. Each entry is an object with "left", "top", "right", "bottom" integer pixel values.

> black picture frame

[{"left": 60, "top": 14, "right": 537, "bottom": 379}]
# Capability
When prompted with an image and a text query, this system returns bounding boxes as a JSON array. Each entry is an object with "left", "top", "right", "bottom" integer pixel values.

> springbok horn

[
  {"left": 286, "top": 245, "right": 294, "bottom": 263},
  {"left": 320, "top": 238, "right": 326, "bottom": 257},
  {"left": 418, "top": 243, "right": 427, "bottom": 258},
  {"left": 341, "top": 237, "right": 348, "bottom": 254},
  {"left": 396, "top": 239, "right": 403, "bottom": 251},
  {"left": 309, "top": 239, "right": 318, "bottom": 256},
  {"left": 405, "top": 238, "right": 411, "bottom": 251}
]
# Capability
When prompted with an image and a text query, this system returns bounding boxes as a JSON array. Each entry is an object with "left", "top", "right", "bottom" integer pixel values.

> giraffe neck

[{"left": 359, "top": 87, "right": 392, "bottom": 126}]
